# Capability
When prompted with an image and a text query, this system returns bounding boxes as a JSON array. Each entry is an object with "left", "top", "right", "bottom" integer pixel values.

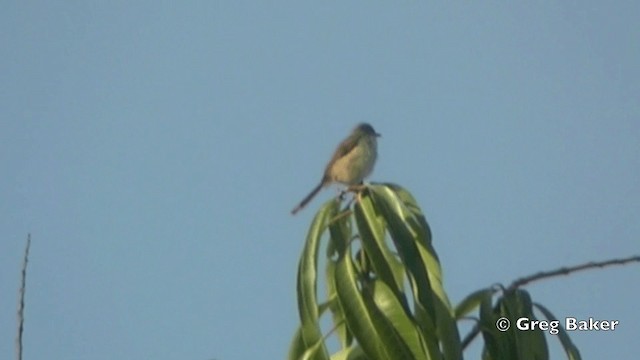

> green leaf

[
  {"left": 329, "top": 345, "right": 367, "bottom": 360},
  {"left": 534, "top": 302, "right": 582, "bottom": 360},
  {"left": 500, "top": 290, "right": 548, "bottom": 360},
  {"left": 288, "top": 326, "right": 306, "bottom": 360},
  {"left": 354, "top": 193, "right": 408, "bottom": 307},
  {"left": 334, "top": 246, "right": 414, "bottom": 360},
  {"left": 326, "top": 259, "right": 352, "bottom": 348},
  {"left": 455, "top": 288, "right": 495, "bottom": 319},
  {"left": 369, "top": 184, "right": 462, "bottom": 360},
  {"left": 479, "top": 293, "right": 502, "bottom": 359},
  {"left": 371, "top": 279, "right": 432, "bottom": 359},
  {"left": 368, "top": 185, "right": 436, "bottom": 318},
  {"left": 295, "top": 202, "right": 339, "bottom": 360}
]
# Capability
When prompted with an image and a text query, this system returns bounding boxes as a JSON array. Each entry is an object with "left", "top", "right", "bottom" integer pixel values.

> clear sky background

[{"left": 1, "top": 2, "right": 638, "bottom": 359}]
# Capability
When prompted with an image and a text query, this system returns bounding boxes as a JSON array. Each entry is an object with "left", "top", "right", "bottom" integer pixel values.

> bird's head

[{"left": 354, "top": 123, "right": 381, "bottom": 137}]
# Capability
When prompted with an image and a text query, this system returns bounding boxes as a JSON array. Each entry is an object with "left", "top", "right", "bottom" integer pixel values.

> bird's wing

[{"left": 323, "top": 133, "right": 359, "bottom": 177}]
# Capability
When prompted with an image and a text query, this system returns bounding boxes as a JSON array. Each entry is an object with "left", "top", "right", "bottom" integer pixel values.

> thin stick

[
  {"left": 16, "top": 234, "right": 31, "bottom": 360},
  {"left": 505, "top": 255, "right": 640, "bottom": 292}
]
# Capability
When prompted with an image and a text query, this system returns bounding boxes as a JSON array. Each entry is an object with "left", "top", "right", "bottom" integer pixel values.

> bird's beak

[{"left": 375, "top": 132, "right": 381, "bottom": 137}]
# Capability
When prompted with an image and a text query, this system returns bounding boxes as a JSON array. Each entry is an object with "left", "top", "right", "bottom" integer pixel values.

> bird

[{"left": 291, "top": 123, "right": 380, "bottom": 215}]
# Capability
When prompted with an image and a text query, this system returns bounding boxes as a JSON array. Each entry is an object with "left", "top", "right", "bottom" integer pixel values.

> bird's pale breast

[{"left": 328, "top": 136, "right": 377, "bottom": 185}]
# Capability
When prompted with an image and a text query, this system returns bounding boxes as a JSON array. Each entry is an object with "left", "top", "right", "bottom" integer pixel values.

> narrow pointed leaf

[
  {"left": 456, "top": 288, "right": 495, "bottom": 319},
  {"left": 369, "top": 184, "right": 462, "bottom": 360},
  {"left": 371, "top": 279, "right": 432, "bottom": 359},
  {"left": 334, "top": 246, "right": 414, "bottom": 360},
  {"left": 534, "top": 302, "right": 582, "bottom": 360},
  {"left": 296, "top": 202, "right": 339, "bottom": 360}
]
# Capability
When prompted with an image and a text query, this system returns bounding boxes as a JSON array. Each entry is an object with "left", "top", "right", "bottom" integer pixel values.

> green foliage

[{"left": 288, "top": 183, "right": 581, "bottom": 360}]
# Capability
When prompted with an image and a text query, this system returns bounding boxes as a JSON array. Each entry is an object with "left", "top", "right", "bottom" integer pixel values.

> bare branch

[
  {"left": 506, "top": 255, "right": 640, "bottom": 292},
  {"left": 16, "top": 234, "right": 31, "bottom": 360}
]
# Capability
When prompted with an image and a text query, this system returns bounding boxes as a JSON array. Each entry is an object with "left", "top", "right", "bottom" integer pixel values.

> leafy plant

[{"left": 289, "top": 183, "right": 637, "bottom": 360}]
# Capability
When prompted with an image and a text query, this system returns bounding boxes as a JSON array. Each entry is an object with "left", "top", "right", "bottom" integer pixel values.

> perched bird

[{"left": 291, "top": 123, "right": 380, "bottom": 215}]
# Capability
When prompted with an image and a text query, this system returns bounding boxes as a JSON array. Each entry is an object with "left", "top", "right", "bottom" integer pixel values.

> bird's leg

[
  {"left": 332, "top": 187, "right": 349, "bottom": 210},
  {"left": 334, "top": 188, "right": 355, "bottom": 213},
  {"left": 347, "top": 181, "right": 368, "bottom": 195},
  {"left": 336, "top": 182, "right": 369, "bottom": 210},
  {"left": 337, "top": 188, "right": 348, "bottom": 201},
  {"left": 347, "top": 183, "right": 367, "bottom": 193},
  {"left": 347, "top": 181, "right": 369, "bottom": 204},
  {"left": 343, "top": 193, "right": 356, "bottom": 210}
]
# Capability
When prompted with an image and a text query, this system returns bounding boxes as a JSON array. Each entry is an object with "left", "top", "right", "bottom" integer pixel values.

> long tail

[{"left": 291, "top": 182, "right": 324, "bottom": 215}]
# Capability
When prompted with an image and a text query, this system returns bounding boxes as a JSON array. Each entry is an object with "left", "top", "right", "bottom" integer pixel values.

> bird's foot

[{"left": 347, "top": 184, "right": 367, "bottom": 193}]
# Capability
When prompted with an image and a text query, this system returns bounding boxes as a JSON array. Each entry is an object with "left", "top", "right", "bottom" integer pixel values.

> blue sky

[{"left": 1, "top": 2, "right": 638, "bottom": 359}]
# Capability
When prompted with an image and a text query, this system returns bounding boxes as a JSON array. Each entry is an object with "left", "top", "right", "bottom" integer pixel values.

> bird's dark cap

[{"left": 356, "top": 123, "right": 381, "bottom": 137}]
